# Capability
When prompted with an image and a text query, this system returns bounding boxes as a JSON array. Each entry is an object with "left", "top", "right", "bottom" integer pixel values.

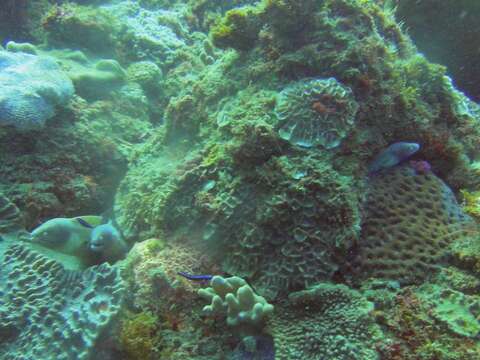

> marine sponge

[
  {"left": 0, "top": 50, "right": 74, "bottom": 130},
  {"left": 271, "top": 283, "right": 381, "bottom": 360},
  {"left": 353, "top": 163, "right": 475, "bottom": 284},
  {"left": 0, "top": 244, "right": 125, "bottom": 360},
  {"left": 275, "top": 78, "right": 358, "bottom": 148},
  {"left": 198, "top": 276, "right": 274, "bottom": 330}
]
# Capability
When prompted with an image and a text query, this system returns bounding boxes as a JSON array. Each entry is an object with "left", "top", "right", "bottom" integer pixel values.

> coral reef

[
  {"left": 121, "top": 238, "right": 214, "bottom": 312},
  {"left": 118, "top": 311, "right": 159, "bottom": 360},
  {"left": 275, "top": 77, "right": 359, "bottom": 148},
  {"left": 418, "top": 285, "right": 480, "bottom": 338},
  {"left": 210, "top": 5, "right": 262, "bottom": 51},
  {"left": 367, "top": 283, "right": 480, "bottom": 360},
  {"left": 0, "top": 244, "right": 125, "bottom": 360},
  {"left": 0, "top": 194, "right": 24, "bottom": 235},
  {"left": 0, "top": 49, "right": 74, "bottom": 130},
  {"left": 42, "top": 3, "right": 121, "bottom": 55},
  {"left": 1, "top": 0, "right": 480, "bottom": 358},
  {"left": 270, "top": 282, "right": 382, "bottom": 360},
  {"left": 198, "top": 275, "right": 274, "bottom": 330},
  {"left": 351, "top": 163, "right": 476, "bottom": 284}
]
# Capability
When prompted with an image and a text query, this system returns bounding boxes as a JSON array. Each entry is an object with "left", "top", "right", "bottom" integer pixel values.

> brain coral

[
  {"left": 0, "top": 244, "right": 125, "bottom": 360},
  {"left": 270, "top": 283, "right": 381, "bottom": 360},
  {"left": 0, "top": 50, "right": 74, "bottom": 130},
  {"left": 353, "top": 163, "right": 475, "bottom": 284},
  {"left": 275, "top": 78, "right": 358, "bottom": 148}
]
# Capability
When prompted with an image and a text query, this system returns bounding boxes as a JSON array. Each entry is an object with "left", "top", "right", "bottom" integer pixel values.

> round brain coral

[
  {"left": 275, "top": 77, "right": 358, "bottom": 149},
  {"left": 0, "top": 50, "right": 74, "bottom": 130}
]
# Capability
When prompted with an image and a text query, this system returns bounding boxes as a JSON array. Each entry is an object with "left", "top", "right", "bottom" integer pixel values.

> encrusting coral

[{"left": 270, "top": 282, "right": 382, "bottom": 360}]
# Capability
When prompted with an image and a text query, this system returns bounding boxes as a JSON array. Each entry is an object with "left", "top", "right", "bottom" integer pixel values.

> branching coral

[{"left": 198, "top": 276, "right": 274, "bottom": 331}]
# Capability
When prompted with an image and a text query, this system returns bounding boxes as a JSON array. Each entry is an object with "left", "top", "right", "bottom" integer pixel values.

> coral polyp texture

[
  {"left": 271, "top": 283, "right": 382, "bottom": 360},
  {"left": 0, "top": 194, "right": 24, "bottom": 234},
  {"left": 0, "top": 50, "right": 74, "bottom": 130},
  {"left": 198, "top": 276, "right": 274, "bottom": 330},
  {"left": 275, "top": 78, "right": 359, "bottom": 148},
  {"left": 353, "top": 164, "right": 476, "bottom": 284},
  {"left": 0, "top": 244, "right": 125, "bottom": 360}
]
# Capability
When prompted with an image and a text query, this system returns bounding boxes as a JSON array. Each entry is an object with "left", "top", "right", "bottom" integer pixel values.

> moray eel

[
  {"left": 30, "top": 216, "right": 103, "bottom": 257},
  {"left": 89, "top": 221, "right": 128, "bottom": 263},
  {"left": 368, "top": 142, "right": 420, "bottom": 174}
]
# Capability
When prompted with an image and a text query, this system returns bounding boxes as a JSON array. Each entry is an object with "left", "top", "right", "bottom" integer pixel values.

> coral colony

[{"left": 0, "top": 1, "right": 480, "bottom": 359}]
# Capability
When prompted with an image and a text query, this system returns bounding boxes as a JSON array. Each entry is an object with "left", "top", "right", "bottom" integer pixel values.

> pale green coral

[{"left": 198, "top": 276, "right": 274, "bottom": 330}]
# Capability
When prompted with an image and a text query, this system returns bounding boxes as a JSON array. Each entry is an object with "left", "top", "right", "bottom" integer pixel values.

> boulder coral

[{"left": 0, "top": 49, "right": 74, "bottom": 130}]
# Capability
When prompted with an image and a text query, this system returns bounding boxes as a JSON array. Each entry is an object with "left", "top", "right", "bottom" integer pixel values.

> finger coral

[{"left": 198, "top": 275, "right": 274, "bottom": 331}]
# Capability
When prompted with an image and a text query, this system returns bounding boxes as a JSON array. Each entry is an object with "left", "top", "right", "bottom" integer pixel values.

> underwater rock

[
  {"left": 210, "top": 5, "right": 263, "bottom": 51},
  {"left": 351, "top": 163, "right": 476, "bottom": 284},
  {"left": 103, "top": 1, "right": 188, "bottom": 66},
  {"left": 0, "top": 49, "right": 74, "bottom": 130},
  {"left": 198, "top": 275, "right": 274, "bottom": 331},
  {"left": 275, "top": 78, "right": 358, "bottom": 149},
  {"left": 270, "top": 282, "right": 381, "bottom": 360},
  {"left": 0, "top": 244, "right": 125, "bottom": 360},
  {"left": 43, "top": 2, "right": 121, "bottom": 55}
]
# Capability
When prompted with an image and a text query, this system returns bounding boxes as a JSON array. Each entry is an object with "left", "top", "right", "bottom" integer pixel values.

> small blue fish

[
  {"left": 368, "top": 142, "right": 420, "bottom": 174},
  {"left": 177, "top": 272, "right": 214, "bottom": 281}
]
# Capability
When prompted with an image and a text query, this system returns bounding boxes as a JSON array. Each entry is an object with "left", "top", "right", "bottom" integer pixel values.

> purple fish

[{"left": 368, "top": 142, "right": 420, "bottom": 174}]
